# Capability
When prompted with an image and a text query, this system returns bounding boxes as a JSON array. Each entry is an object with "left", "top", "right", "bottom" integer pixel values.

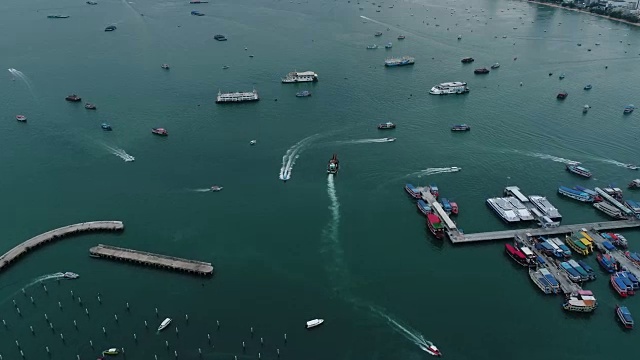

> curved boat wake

[
  {"left": 103, "top": 144, "right": 135, "bottom": 162},
  {"left": 407, "top": 166, "right": 461, "bottom": 178},
  {"left": 0, "top": 272, "right": 66, "bottom": 306},
  {"left": 335, "top": 138, "right": 394, "bottom": 145},
  {"left": 596, "top": 158, "right": 636, "bottom": 169},
  {"left": 520, "top": 151, "right": 578, "bottom": 164},
  {"left": 278, "top": 134, "right": 320, "bottom": 181},
  {"left": 8, "top": 68, "right": 36, "bottom": 98},
  {"left": 368, "top": 305, "right": 435, "bottom": 353}
]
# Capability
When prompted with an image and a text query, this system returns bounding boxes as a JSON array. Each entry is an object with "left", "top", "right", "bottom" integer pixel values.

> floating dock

[
  {"left": 89, "top": 244, "right": 214, "bottom": 276},
  {"left": 0, "top": 221, "right": 124, "bottom": 272}
]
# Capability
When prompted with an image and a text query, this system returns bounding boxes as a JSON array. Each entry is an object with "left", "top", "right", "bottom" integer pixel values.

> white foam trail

[
  {"left": 597, "top": 158, "right": 632, "bottom": 168},
  {"left": 336, "top": 138, "right": 393, "bottom": 145},
  {"left": 368, "top": 305, "right": 433, "bottom": 351},
  {"left": 407, "top": 166, "right": 461, "bottom": 178},
  {"left": 0, "top": 272, "right": 65, "bottom": 305},
  {"left": 322, "top": 173, "right": 350, "bottom": 289},
  {"left": 8, "top": 68, "right": 36, "bottom": 96},
  {"left": 103, "top": 144, "right": 135, "bottom": 162},
  {"left": 190, "top": 188, "right": 212, "bottom": 192},
  {"left": 278, "top": 134, "right": 320, "bottom": 181},
  {"left": 524, "top": 152, "right": 577, "bottom": 164}
]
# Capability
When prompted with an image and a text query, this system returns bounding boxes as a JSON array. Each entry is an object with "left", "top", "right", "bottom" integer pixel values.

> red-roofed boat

[
  {"left": 426, "top": 213, "right": 445, "bottom": 239},
  {"left": 505, "top": 243, "right": 529, "bottom": 266},
  {"left": 450, "top": 201, "right": 459, "bottom": 215},
  {"left": 152, "top": 128, "right": 168, "bottom": 136}
]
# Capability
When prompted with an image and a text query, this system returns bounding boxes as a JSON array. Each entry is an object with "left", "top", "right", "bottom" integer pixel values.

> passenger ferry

[
  {"left": 596, "top": 253, "right": 616, "bottom": 273},
  {"left": 416, "top": 200, "right": 431, "bottom": 215},
  {"left": 451, "top": 124, "right": 470, "bottom": 131},
  {"left": 625, "top": 251, "right": 640, "bottom": 265},
  {"left": 612, "top": 274, "right": 629, "bottom": 297},
  {"left": 565, "top": 235, "right": 590, "bottom": 255},
  {"left": 566, "top": 163, "right": 592, "bottom": 178},
  {"left": 560, "top": 262, "right": 582, "bottom": 282},
  {"left": 593, "top": 202, "right": 625, "bottom": 219},
  {"left": 563, "top": 290, "right": 597, "bottom": 312},
  {"left": 505, "top": 244, "right": 529, "bottom": 267},
  {"left": 529, "top": 195, "right": 562, "bottom": 220},
  {"left": 440, "top": 198, "right": 452, "bottom": 214},
  {"left": 558, "top": 186, "right": 595, "bottom": 202},
  {"left": 539, "top": 268, "right": 561, "bottom": 294},
  {"left": 529, "top": 269, "right": 553, "bottom": 294},
  {"left": 573, "top": 186, "right": 603, "bottom": 202},
  {"left": 629, "top": 179, "right": 640, "bottom": 189},
  {"left": 281, "top": 71, "right": 318, "bottom": 83},
  {"left": 429, "top": 82, "right": 469, "bottom": 95},
  {"left": 616, "top": 305, "right": 634, "bottom": 329},
  {"left": 486, "top": 198, "right": 519, "bottom": 223},
  {"left": 616, "top": 272, "right": 635, "bottom": 295},
  {"left": 378, "top": 122, "right": 396, "bottom": 129},
  {"left": 404, "top": 184, "right": 421, "bottom": 199},
  {"left": 384, "top": 56, "right": 415, "bottom": 67},
  {"left": 216, "top": 89, "right": 259, "bottom": 103},
  {"left": 429, "top": 184, "right": 439, "bottom": 198},
  {"left": 426, "top": 213, "right": 445, "bottom": 239}
]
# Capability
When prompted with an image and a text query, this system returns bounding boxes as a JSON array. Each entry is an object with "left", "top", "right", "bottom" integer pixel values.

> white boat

[
  {"left": 211, "top": 186, "right": 223, "bottom": 192},
  {"left": 63, "top": 272, "right": 79, "bottom": 279},
  {"left": 429, "top": 82, "right": 469, "bottom": 95},
  {"left": 593, "top": 202, "right": 625, "bottom": 219},
  {"left": 506, "top": 197, "right": 534, "bottom": 221},
  {"left": 281, "top": 71, "right": 318, "bottom": 83},
  {"left": 383, "top": 137, "right": 396, "bottom": 142},
  {"left": 486, "top": 198, "right": 520, "bottom": 223},
  {"left": 216, "top": 90, "right": 259, "bottom": 103},
  {"left": 305, "top": 318, "right": 324, "bottom": 329},
  {"left": 528, "top": 195, "right": 562, "bottom": 220},
  {"left": 102, "top": 348, "right": 119, "bottom": 356},
  {"left": 158, "top": 318, "right": 172, "bottom": 331},
  {"left": 249, "top": 140, "right": 257, "bottom": 145},
  {"left": 420, "top": 341, "right": 442, "bottom": 356}
]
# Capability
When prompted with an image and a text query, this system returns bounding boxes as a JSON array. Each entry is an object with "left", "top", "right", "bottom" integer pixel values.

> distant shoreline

[{"left": 527, "top": 0, "right": 640, "bottom": 27}]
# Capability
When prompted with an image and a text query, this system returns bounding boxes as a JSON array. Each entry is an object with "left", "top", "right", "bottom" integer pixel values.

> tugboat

[
  {"left": 85, "top": 103, "right": 96, "bottom": 110},
  {"left": 624, "top": 105, "right": 635, "bottom": 114},
  {"left": 474, "top": 67, "right": 489, "bottom": 74},
  {"left": 104, "top": 25, "right": 116, "bottom": 32},
  {"left": 451, "top": 124, "right": 470, "bottom": 131},
  {"left": 461, "top": 57, "right": 474, "bottom": 63},
  {"left": 101, "top": 123, "right": 112, "bottom": 131},
  {"left": 16, "top": 115, "right": 27, "bottom": 122},
  {"left": 327, "top": 154, "right": 339, "bottom": 174},
  {"left": 566, "top": 162, "right": 592, "bottom": 178},
  {"left": 152, "top": 128, "right": 168, "bottom": 136},
  {"left": 296, "top": 91, "right": 311, "bottom": 97},
  {"left": 378, "top": 122, "right": 396, "bottom": 129},
  {"left": 161, "top": 64, "right": 170, "bottom": 69},
  {"left": 65, "top": 94, "right": 81, "bottom": 102},
  {"left": 616, "top": 305, "right": 634, "bottom": 329},
  {"left": 557, "top": 91, "right": 568, "bottom": 100}
]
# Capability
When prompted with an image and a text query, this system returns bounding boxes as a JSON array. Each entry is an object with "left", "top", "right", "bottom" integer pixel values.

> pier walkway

[
  {"left": 587, "top": 230, "right": 640, "bottom": 278},
  {"left": 417, "top": 187, "right": 457, "bottom": 230},
  {"left": 0, "top": 221, "right": 124, "bottom": 272},
  {"left": 89, "top": 244, "right": 214, "bottom": 276}
]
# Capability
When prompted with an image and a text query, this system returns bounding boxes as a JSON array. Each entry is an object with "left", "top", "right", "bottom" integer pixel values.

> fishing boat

[
  {"left": 557, "top": 91, "right": 568, "bottom": 99},
  {"left": 451, "top": 124, "right": 470, "bottom": 131},
  {"left": 474, "top": 67, "right": 489, "bottom": 74},
  {"left": 104, "top": 25, "right": 116, "bottom": 32},
  {"left": 616, "top": 305, "right": 634, "bottom": 329},
  {"left": 405, "top": 184, "right": 422, "bottom": 199},
  {"left": 611, "top": 274, "right": 629, "bottom": 297},
  {"left": 460, "top": 57, "right": 474, "bottom": 63},
  {"left": 584, "top": 84, "right": 592, "bottom": 90},
  {"left": 539, "top": 268, "right": 560, "bottom": 294},
  {"left": 417, "top": 200, "right": 431, "bottom": 215},
  {"left": 65, "top": 94, "right": 81, "bottom": 102},
  {"left": 101, "top": 123, "right": 112, "bottom": 131},
  {"left": 625, "top": 251, "right": 640, "bottom": 265},
  {"left": 562, "top": 290, "right": 597, "bottom": 312},
  {"left": 491, "top": 63, "right": 500, "bottom": 69},
  {"left": 327, "top": 154, "right": 339, "bottom": 174},
  {"left": 306, "top": 318, "right": 324, "bottom": 329},
  {"left": 426, "top": 213, "right": 445, "bottom": 239},
  {"left": 429, "top": 185, "right": 439, "bottom": 198},
  {"left": 624, "top": 105, "right": 635, "bottom": 114},
  {"left": 63, "top": 272, "right": 79, "bottom": 279},
  {"left": 102, "top": 348, "right": 119, "bottom": 356},
  {"left": 529, "top": 268, "right": 552, "bottom": 294},
  {"left": 47, "top": 15, "right": 70, "bottom": 18},
  {"left": 630, "top": 179, "right": 640, "bottom": 189},
  {"left": 161, "top": 64, "right": 170, "bottom": 69},
  {"left": 158, "top": 318, "right": 172, "bottom": 331},
  {"left": 374, "top": 31, "right": 383, "bottom": 36},
  {"left": 566, "top": 163, "right": 592, "bottom": 178},
  {"left": 505, "top": 244, "right": 529, "bottom": 266},
  {"left": 420, "top": 341, "right": 441, "bottom": 357},
  {"left": 557, "top": 186, "right": 594, "bottom": 202},
  {"left": 450, "top": 201, "right": 459, "bottom": 215},
  {"left": 210, "top": 186, "right": 223, "bottom": 192},
  {"left": 377, "top": 122, "right": 396, "bottom": 129},
  {"left": 440, "top": 198, "right": 452, "bottom": 214},
  {"left": 191, "top": 10, "right": 205, "bottom": 16},
  {"left": 397, "top": 35, "right": 406, "bottom": 40},
  {"left": 366, "top": 44, "right": 378, "bottom": 49},
  {"left": 596, "top": 253, "right": 615, "bottom": 273},
  {"left": 16, "top": 115, "right": 27, "bottom": 122},
  {"left": 152, "top": 128, "right": 168, "bottom": 136},
  {"left": 296, "top": 91, "right": 311, "bottom": 97}
]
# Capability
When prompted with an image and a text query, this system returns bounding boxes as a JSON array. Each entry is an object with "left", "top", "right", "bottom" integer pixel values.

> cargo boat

[
  {"left": 612, "top": 274, "right": 629, "bottom": 297},
  {"left": 563, "top": 290, "right": 597, "bottom": 312},
  {"left": 539, "top": 268, "right": 561, "bottom": 294},
  {"left": 566, "top": 163, "right": 592, "bottom": 178},
  {"left": 426, "top": 213, "right": 445, "bottom": 239},
  {"left": 417, "top": 200, "right": 431, "bottom": 215},
  {"left": 440, "top": 198, "right": 452, "bottom": 214},
  {"left": 405, "top": 184, "right": 421, "bottom": 199},
  {"left": 529, "top": 195, "right": 562, "bottom": 220},
  {"left": 505, "top": 244, "right": 529, "bottom": 266},
  {"left": 558, "top": 186, "right": 595, "bottom": 202},
  {"left": 593, "top": 202, "right": 625, "bottom": 219},
  {"left": 616, "top": 305, "right": 634, "bottom": 329},
  {"left": 573, "top": 186, "right": 603, "bottom": 202},
  {"left": 597, "top": 253, "right": 616, "bottom": 273},
  {"left": 529, "top": 269, "right": 553, "bottom": 294},
  {"left": 327, "top": 154, "right": 339, "bottom": 175},
  {"left": 429, "top": 185, "right": 439, "bottom": 198},
  {"left": 560, "top": 262, "right": 582, "bottom": 282}
]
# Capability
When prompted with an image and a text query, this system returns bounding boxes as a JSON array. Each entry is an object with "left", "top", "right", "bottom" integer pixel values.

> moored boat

[
  {"left": 616, "top": 305, "right": 634, "bottom": 329},
  {"left": 573, "top": 186, "right": 602, "bottom": 202},
  {"left": 529, "top": 268, "right": 552, "bottom": 294},
  {"left": 557, "top": 91, "right": 568, "bottom": 99},
  {"left": 539, "top": 268, "right": 561, "bottom": 294},
  {"left": 577, "top": 260, "right": 596, "bottom": 280},
  {"left": 16, "top": 115, "right": 27, "bottom": 122},
  {"left": 566, "top": 163, "right": 591, "bottom": 178},
  {"left": 597, "top": 253, "right": 615, "bottom": 273},
  {"left": 602, "top": 233, "right": 628, "bottom": 249},
  {"left": 625, "top": 251, "right": 640, "bottom": 265},
  {"left": 65, "top": 94, "right": 81, "bottom": 102},
  {"left": 568, "top": 259, "right": 591, "bottom": 281},
  {"left": 622, "top": 271, "right": 640, "bottom": 290},
  {"left": 327, "top": 154, "right": 339, "bottom": 174},
  {"left": 152, "top": 128, "right": 168, "bottom": 136},
  {"left": 474, "top": 67, "right": 489, "bottom": 74},
  {"left": 562, "top": 290, "right": 597, "bottom": 312},
  {"left": 405, "top": 184, "right": 421, "bottom": 199},
  {"left": 440, "top": 198, "right": 452, "bottom": 214},
  {"left": 593, "top": 202, "right": 625, "bottom": 219},
  {"left": 450, "top": 201, "right": 459, "bottom": 215},
  {"left": 565, "top": 235, "right": 589, "bottom": 256},
  {"left": 158, "top": 318, "right": 172, "bottom": 331},
  {"left": 617, "top": 272, "right": 635, "bottom": 295},
  {"left": 306, "top": 318, "right": 324, "bottom": 329},
  {"left": 426, "top": 213, "right": 445, "bottom": 239},
  {"left": 529, "top": 195, "right": 562, "bottom": 220},
  {"left": 417, "top": 199, "right": 431, "bottom": 215},
  {"left": 451, "top": 124, "right": 470, "bottom": 131},
  {"left": 377, "top": 122, "right": 396, "bottom": 129},
  {"left": 486, "top": 198, "right": 519, "bottom": 223},
  {"left": 611, "top": 274, "right": 629, "bottom": 297},
  {"left": 560, "top": 262, "right": 582, "bottom": 282},
  {"left": 429, "top": 184, "right": 439, "bottom": 198},
  {"left": 558, "top": 186, "right": 594, "bottom": 202},
  {"left": 505, "top": 244, "right": 529, "bottom": 266}
]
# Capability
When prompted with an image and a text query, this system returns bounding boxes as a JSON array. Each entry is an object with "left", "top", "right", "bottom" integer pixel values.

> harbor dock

[
  {"left": 0, "top": 221, "right": 124, "bottom": 272},
  {"left": 587, "top": 230, "right": 640, "bottom": 278},
  {"left": 89, "top": 244, "right": 214, "bottom": 276}
]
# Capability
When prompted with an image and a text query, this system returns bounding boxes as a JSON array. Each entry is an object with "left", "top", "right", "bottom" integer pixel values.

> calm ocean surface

[{"left": 1, "top": 0, "right": 640, "bottom": 359}]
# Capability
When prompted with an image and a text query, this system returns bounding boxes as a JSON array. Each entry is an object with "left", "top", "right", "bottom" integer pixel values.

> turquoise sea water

[{"left": 2, "top": 0, "right": 640, "bottom": 359}]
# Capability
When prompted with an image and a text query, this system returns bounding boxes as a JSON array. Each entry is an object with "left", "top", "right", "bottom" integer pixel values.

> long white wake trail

[
  {"left": 522, "top": 151, "right": 578, "bottom": 164},
  {"left": 8, "top": 68, "right": 36, "bottom": 98},
  {"left": 368, "top": 305, "right": 433, "bottom": 351},
  {"left": 407, "top": 166, "right": 462, "bottom": 178},
  {"left": 0, "top": 272, "right": 65, "bottom": 305},
  {"left": 336, "top": 138, "right": 393, "bottom": 145},
  {"left": 323, "top": 174, "right": 347, "bottom": 287},
  {"left": 103, "top": 144, "right": 135, "bottom": 162},
  {"left": 278, "top": 134, "right": 320, "bottom": 181}
]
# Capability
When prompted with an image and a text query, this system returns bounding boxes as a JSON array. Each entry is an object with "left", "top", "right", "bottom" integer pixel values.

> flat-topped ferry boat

[
  {"left": 405, "top": 184, "right": 421, "bottom": 199},
  {"left": 566, "top": 163, "right": 592, "bottom": 178},
  {"left": 416, "top": 199, "right": 431, "bottom": 215},
  {"left": 529, "top": 195, "right": 562, "bottom": 220},
  {"left": 558, "top": 186, "right": 595, "bottom": 202},
  {"left": 216, "top": 89, "right": 259, "bottom": 103},
  {"left": 426, "top": 213, "right": 445, "bottom": 239},
  {"left": 563, "top": 290, "right": 597, "bottom": 312},
  {"left": 384, "top": 56, "right": 415, "bottom": 67},
  {"left": 529, "top": 268, "right": 553, "bottom": 294},
  {"left": 616, "top": 305, "right": 634, "bottom": 329},
  {"left": 429, "top": 82, "right": 469, "bottom": 95},
  {"left": 281, "top": 71, "right": 318, "bottom": 83}
]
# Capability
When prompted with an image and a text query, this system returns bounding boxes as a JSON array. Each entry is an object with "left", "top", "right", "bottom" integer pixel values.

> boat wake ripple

[
  {"left": 322, "top": 174, "right": 348, "bottom": 288},
  {"left": 596, "top": 158, "right": 633, "bottom": 168},
  {"left": 368, "top": 305, "right": 434, "bottom": 352},
  {"left": 8, "top": 68, "right": 36, "bottom": 97},
  {"left": 278, "top": 134, "right": 320, "bottom": 181},
  {"left": 103, "top": 144, "right": 135, "bottom": 162},
  {"left": 521, "top": 151, "right": 578, "bottom": 164},
  {"left": 407, "top": 166, "right": 461, "bottom": 178},
  {"left": 189, "top": 188, "right": 214, "bottom": 193},
  {"left": 336, "top": 138, "right": 394, "bottom": 145},
  {"left": 0, "top": 272, "right": 66, "bottom": 306}
]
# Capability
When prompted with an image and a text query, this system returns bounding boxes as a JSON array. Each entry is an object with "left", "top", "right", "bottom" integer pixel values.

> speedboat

[
  {"left": 383, "top": 137, "right": 396, "bottom": 142},
  {"left": 584, "top": 84, "right": 592, "bottom": 90},
  {"left": 16, "top": 115, "right": 27, "bottom": 122},
  {"left": 559, "top": 73, "right": 565, "bottom": 79},
  {"left": 583, "top": 105, "right": 589, "bottom": 113},
  {"left": 152, "top": 128, "right": 168, "bottom": 136},
  {"left": 104, "top": 25, "right": 116, "bottom": 32},
  {"left": 305, "top": 318, "right": 324, "bottom": 329},
  {"left": 158, "top": 318, "right": 172, "bottom": 331},
  {"left": 211, "top": 186, "right": 223, "bottom": 191},
  {"left": 161, "top": 64, "right": 170, "bottom": 69},
  {"left": 101, "top": 123, "right": 112, "bottom": 131},
  {"left": 47, "top": 15, "right": 70, "bottom": 19},
  {"left": 249, "top": 140, "right": 257, "bottom": 145},
  {"left": 384, "top": 42, "right": 392, "bottom": 49},
  {"left": 374, "top": 31, "right": 383, "bottom": 36},
  {"left": 366, "top": 44, "right": 378, "bottom": 49},
  {"left": 327, "top": 154, "right": 339, "bottom": 174},
  {"left": 63, "top": 272, "right": 79, "bottom": 279},
  {"left": 457, "top": 35, "right": 462, "bottom": 40},
  {"left": 296, "top": 91, "right": 311, "bottom": 97},
  {"left": 626, "top": 164, "right": 639, "bottom": 170},
  {"left": 191, "top": 10, "right": 205, "bottom": 16},
  {"left": 377, "top": 122, "right": 396, "bottom": 129},
  {"left": 85, "top": 103, "right": 96, "bottom": 110},
  {"left": 222, "top": 65, "right": 229, "bottom": 69},
  {"left": 557, "top": 91, "right": 568, "bottom": 99},
  {"left": 66, "top": 94, "right": 81, "bottom": 102},
  {"left": 398, "top": 35, "right": 406, "bottom": 40},
  {"left": 451, "top": 124, "right": 470, "bottom": 131},
  {"left": 624, "top": 105, "right": 635, "bottom": 114},
  {"left": 491, "top": 63, "right": 500, "bottom": 69},
  {"left": 420, "top": 341, "right": 442, "bottom": 356},
  {"left": 102, "top": 348, "right": 119, "bottom": 356}
]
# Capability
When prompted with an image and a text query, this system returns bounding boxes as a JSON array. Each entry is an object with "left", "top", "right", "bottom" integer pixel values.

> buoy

[
  {"left": 59, "top": 302, "right": 62, "bottom": 309},
  {"left": 90, "top": 340, "right": 93, "bottom": 348},
  {"left": 78, "top": 297, "right": 82, "bottom": 305},
  {"left": 115, "top": 314, "right": 118, "bottom": 322},
  {"left": 20, "top": 351, "right": 24, "bottom": 358},
  {"left": 155, "top": 355, "right": 158, "bottom": 360},
  {"left": 207, "top": 333, "right": 211, "bottom": 343},
  {"left": 60, "top": 333, "right": 64, "bottom": 342},
  {"left": 242, "top": 341, "right": 245, "bottom": 351},
  {"left": 103, "top": 327, "right": 106, "bottom": 334},
  {"left": 126, "top": 302, "right": 130, "bottom": 311},
  {"left": 70, "top": 291, "right": 74, "bottom": 298},
  {"left": 13, "top": 300, "right": 16, "bottom": 306},
  {"left": 198, "top": 348, "right": 202, "bottom": 357},
  {"left": 134, "top": 333, "right": 137, "bottom": 342},
  {"left": 2, "top": 319, "right": 5, "bottom": 327},
  {"left": 251, "top": 327, "right": 254, "bottom": 336},
  {"left": 22, "top": 288, "right": 26, "bottom": 295},
  {"left": 85, "top": 308, "right": 89, "bottom": 316},
  {"left": 284, "top": 333, "right": 287, "bottom": 343},
  {"left": 217, "top": 320, "right": 220, "bottom": 329},
  {"left": 50, "top": 322, "right": 54, "bottom": 330},
  {"left": 261, "top": 337, "right": 264, "bottom": 346},
  {"left": 46, "top": 346, "right": 49, "bottom": 353},
  {"left": 176, "top": 327, "right": 179, "bottom": 334},
  {"left": 174, "top": 351, "right": 177, "bottom": 358},
  {"left": 258, "top": 353, "right": 261, "bottom": 359},
  {"left": 77, "top": 355, "right": 80, "bottom": 360},
  {"left": 277, "top": 348, "right": 280, "bottom": 357}
]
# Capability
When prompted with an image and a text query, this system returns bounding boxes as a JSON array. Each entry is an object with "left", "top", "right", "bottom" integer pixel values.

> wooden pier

[
  {"left": 0, "top": 221, "right": 124, "bottom": 272},
  {"left": 89, "top": 244, "right": 214, "bottom": 276}
]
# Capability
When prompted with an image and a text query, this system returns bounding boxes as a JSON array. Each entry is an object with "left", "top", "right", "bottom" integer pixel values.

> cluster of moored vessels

[
  {"left": 217, "top": 70, "right": 319, "bottom": 103},
  {"left": 487, "top": 187, "right": 562, "bottom": 224},
  {"left": 404, "top": 183, "right": 459, "bottom": 239},
  {"left": 557, "top": 182, "right": 640, "bottom": 220}
]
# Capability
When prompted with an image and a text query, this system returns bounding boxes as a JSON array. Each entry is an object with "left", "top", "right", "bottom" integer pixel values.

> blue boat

[
  {"left": 101, "top": 123, "right": 112, "bottom": 131},
  {"left": 624, "top": 105, "right": 635, "bottom": 114},
  {"left": 536, "top": 241, "right": 554, "bottom": 255},
  {"left": 191, "top": 10, "right": 204, "bottom": 16},
  {"left": 537, "top": 255, "right": 546, "bottom": 265},
  {"left": 296, "top": 91, "right": 311, "bottom": 97},
  {"left": 617, "top": 272, "right": 635, "bottom": 294},
  {"left": 625, "top": 199, "right": 640, "bottom": 213},
  {"left": 440, "top": 198, "right": 452, "bottom": 213},
  {"left": 561, "top": 262, "right": 582, "bottom": 282},
  {"left": 616, "top": 305, "right": 634, "bottom": 329},
  {"left": 597, "top": 253, "right": 615, "bottom": 273},
  {"left": 404, "top": 184, "right": 421, "bottom": 199},
  {"left": 622, "top": 271, "right": 640, "bottom": 289},
  {"left": 602, "top": 241, "right": 616, "bottom": 251},
  {"left": 416, "top": 200, "right": 431, "bottom": 216},
  {"left": 548, "top": 237, "right": 572, "bottom": 258},
  {"left": 429, "top": 184, "right": 439, "bottom": 198},
  {"left": 577, "top": 260, "right": 596, "bottom": 278},
  {"left": 568, "top": 259, "right": 590, "bottom": 280},
  {"left": 558, "top": 186, "right": 593, "bottom": 202},
  {"left": 539, "top": 268, "right": 560, "bottom": 293}
]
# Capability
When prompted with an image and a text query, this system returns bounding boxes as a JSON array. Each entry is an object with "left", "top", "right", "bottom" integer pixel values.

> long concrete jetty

[
  {"left": 89, "top": 244, "right": 214, "bottom": 276},
  {"left": 0, "top": 221, "right": 124, "bottom": 272}
]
